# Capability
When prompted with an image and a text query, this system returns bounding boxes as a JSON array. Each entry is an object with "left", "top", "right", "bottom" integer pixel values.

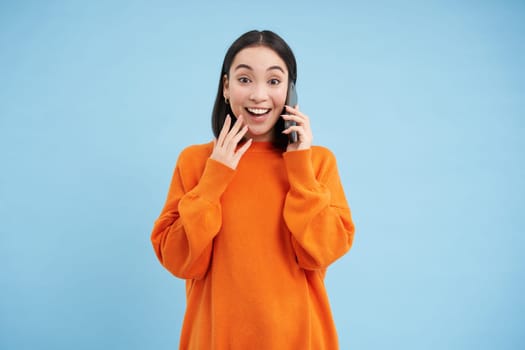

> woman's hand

[
  {"left": 281, "top": 105, "right": 313, "bottom": 152},
  {"left": 210, "top": 114, "right": 252, "bottom": 169}
]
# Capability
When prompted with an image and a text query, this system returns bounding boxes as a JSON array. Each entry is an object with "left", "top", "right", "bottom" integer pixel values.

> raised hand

[{"left": 210, "top": 114, "right": 253, "bottom": 169}]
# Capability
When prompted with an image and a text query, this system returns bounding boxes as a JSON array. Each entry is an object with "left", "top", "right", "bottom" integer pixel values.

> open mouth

[{"left": 245, "top": 107, "right": 271, "bottom": 117}]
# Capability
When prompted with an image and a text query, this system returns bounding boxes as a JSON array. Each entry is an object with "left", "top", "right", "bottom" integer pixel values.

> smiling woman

[
  {"left": 150, "top": 30, "right": 355, "bottom": 350},
  {"left": 223, "top": 46, "right": 288, "bottom": 143},
  {"left": 223, "top": 46, "right": 288, "bottom": 141},
  {"left": 211, "top": 30, "right": 299, "bottom": 152}
]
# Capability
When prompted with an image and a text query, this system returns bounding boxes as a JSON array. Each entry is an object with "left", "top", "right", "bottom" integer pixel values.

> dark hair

[{"left": 211, "top": 30, "right": 297, "bottom": 151}]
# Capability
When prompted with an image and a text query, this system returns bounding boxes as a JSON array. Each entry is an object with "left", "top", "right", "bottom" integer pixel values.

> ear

[{"left": 223, "top": 74, "right": 229, "bottom": 99}]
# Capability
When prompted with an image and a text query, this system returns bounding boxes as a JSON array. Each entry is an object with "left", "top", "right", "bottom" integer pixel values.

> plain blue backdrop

[{"left": 1, "top": 1, "right": 524, "bottom": 349}]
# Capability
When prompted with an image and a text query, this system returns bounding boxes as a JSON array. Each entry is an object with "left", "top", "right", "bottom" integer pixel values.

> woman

[{"left": 151, "top": 30, "right": 355, "bottom": 350}]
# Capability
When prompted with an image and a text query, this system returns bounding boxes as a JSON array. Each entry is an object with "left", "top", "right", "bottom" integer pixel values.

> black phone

[{"left": 284, "top": 82, "right": 298, "bottom": 143}]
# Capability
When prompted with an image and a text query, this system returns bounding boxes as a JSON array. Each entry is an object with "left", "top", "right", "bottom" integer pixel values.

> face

[{"left": 223, "top": 46, "right": 289, "bottom": 142}]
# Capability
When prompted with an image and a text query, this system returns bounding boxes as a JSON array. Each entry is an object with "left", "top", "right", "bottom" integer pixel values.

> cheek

[
  {"left": 228, "top": 92, "right": 244, "bottom": 114},
  {"left": 273, "top": 91, "right": 287, "bottom": 107},
  {"left": 230, "top": 88, "right": 248, "bottom": 105},
  {"left": 230, "top": 99, "right": 246, "bottom": 117}
]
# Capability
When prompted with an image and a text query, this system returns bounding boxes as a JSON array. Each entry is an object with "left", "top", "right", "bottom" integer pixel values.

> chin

[{"left": 247, "top": 129, "right": 274, "bottom": 141}]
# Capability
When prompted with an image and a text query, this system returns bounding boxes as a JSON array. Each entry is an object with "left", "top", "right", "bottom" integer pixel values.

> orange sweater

[{"left": 151, "top": 141, "right": 355, "bottom": 350}]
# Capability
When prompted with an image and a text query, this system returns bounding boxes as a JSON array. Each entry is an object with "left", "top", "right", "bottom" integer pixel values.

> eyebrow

[{"left": 234, "top": 64, "right": 285, "bottom": 74}]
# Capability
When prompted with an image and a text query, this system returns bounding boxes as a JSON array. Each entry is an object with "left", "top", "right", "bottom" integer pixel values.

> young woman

[{"left": 151, "top": 30, "right": 355, "bottom": 350}]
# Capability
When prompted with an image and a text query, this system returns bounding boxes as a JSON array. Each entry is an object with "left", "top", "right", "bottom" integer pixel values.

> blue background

[{"left": 1, "top": 1, "right": 524, "bottom": 349}]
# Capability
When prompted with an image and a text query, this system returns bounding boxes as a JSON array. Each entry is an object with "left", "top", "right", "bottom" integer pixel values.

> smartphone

[{"left": 284, "top": 82, "right": 298, "bottom": 143}]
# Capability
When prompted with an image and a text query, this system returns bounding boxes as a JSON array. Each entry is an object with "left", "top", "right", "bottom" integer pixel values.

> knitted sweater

[{"left": 151, "top": 141, "right": 355, "bottom": 350}]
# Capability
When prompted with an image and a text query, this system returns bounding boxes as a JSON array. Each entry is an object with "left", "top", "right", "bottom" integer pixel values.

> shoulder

[
  {"left": 310, "top": 145, "right": 337, "bottom": 166},
  {"left": 178, "top": 141, "right": 214, "bottom": 165},
  {"left": 175, "top": 141, "right": 214, "bottom": 178},
  {"left": 311, "top": 145, "right": 335, "bottom": 158},
  {"left": 308, "top": 145, "right": 342, "bottom": 181}
]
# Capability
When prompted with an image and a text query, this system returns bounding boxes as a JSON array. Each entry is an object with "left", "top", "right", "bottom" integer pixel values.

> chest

[
  {"left": 216, "top": 154, "right": 291, "bottom": 259},
  {"left": 222, "top": 154, "right": 288, "bottom": 209}
]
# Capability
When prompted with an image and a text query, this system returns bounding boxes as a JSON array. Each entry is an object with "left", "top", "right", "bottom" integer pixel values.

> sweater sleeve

[
  {"left": 282, "top": 148, "right": 355, "bottom": 270},
  {"left": 151, "top": 153, "right": 235, "bottom": 279}
]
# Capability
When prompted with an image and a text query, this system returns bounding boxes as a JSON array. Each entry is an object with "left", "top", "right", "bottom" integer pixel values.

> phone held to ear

[{"left": 284, "top": 82, "right": 298, "bottom": 143}]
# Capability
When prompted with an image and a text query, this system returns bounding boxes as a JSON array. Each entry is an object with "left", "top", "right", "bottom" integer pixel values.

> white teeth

[{"left": 247, "top": 108, "right": 270, "bottom": 115}]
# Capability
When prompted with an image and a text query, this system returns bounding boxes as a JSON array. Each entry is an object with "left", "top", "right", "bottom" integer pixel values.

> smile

[{"left": 246, "top": 107, "right": 271, "bottom": 116}]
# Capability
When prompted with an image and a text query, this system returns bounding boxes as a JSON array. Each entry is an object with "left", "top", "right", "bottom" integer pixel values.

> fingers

[
  {"left": 282, "top": 105, "right": 308, "bottom": 125},
  {"left": 234, "top": 138, "right": 253, "bottom": 160},
  {"left": 281, "top": 105, "right": 312, "bottom": 150},
  {"left": 231, "top": 125, "right": 249, "bottom": 147},
  {"left": 224, "top": 115, "right": 248, "bottom": 152},
  {"left": 217, "top": 115, "right": 232, "bottom": 146},
  {"left": 281, "top": 106, "right": 309, "bottom": 137},
  {"left": 210, "top": 114, "right": 252, "bottom": 169},
  {"left": 281, "top": 123, "right": 301, "bottom": 135},
  {"left": 217, "top": 114, "right": 247, "bottom": 146}
]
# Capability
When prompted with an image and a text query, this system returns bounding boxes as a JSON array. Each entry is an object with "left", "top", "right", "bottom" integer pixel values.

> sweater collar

[{"left": 246, "top": 141, "right": 278, "bottom": 153}]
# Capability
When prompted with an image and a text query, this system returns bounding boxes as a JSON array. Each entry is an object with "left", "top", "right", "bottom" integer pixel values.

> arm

[
  {"left": 151, "top": 115, "right": 251, "bottom": 279},
  {"left": 151, "top": 155, "right": 235, "bottom": 279},
  {"left": 283, "top": 148, "right": 355, "bottom": 270}
]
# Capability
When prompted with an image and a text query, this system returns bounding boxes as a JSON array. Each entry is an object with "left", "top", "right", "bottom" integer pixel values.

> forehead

[{"left": 230, "top": 46, "right": 288, "bottom": 74}]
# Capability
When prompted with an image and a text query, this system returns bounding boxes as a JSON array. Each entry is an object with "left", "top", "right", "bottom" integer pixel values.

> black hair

[{"left": 211, "top": 30, "right": 297, "bottom": 151}]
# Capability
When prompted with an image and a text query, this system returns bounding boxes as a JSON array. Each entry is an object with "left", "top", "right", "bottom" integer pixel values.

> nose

[{"left": 249, "top": 83, "right": 268, "bottom": 102}]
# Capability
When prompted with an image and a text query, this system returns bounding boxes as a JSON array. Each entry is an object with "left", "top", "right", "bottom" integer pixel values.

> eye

[
  {"left": 238, "top": 77, "right": 251, "bottom": 84},
  {"left": 268, "top": 78, "right": 281, "bottom": 85}
]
